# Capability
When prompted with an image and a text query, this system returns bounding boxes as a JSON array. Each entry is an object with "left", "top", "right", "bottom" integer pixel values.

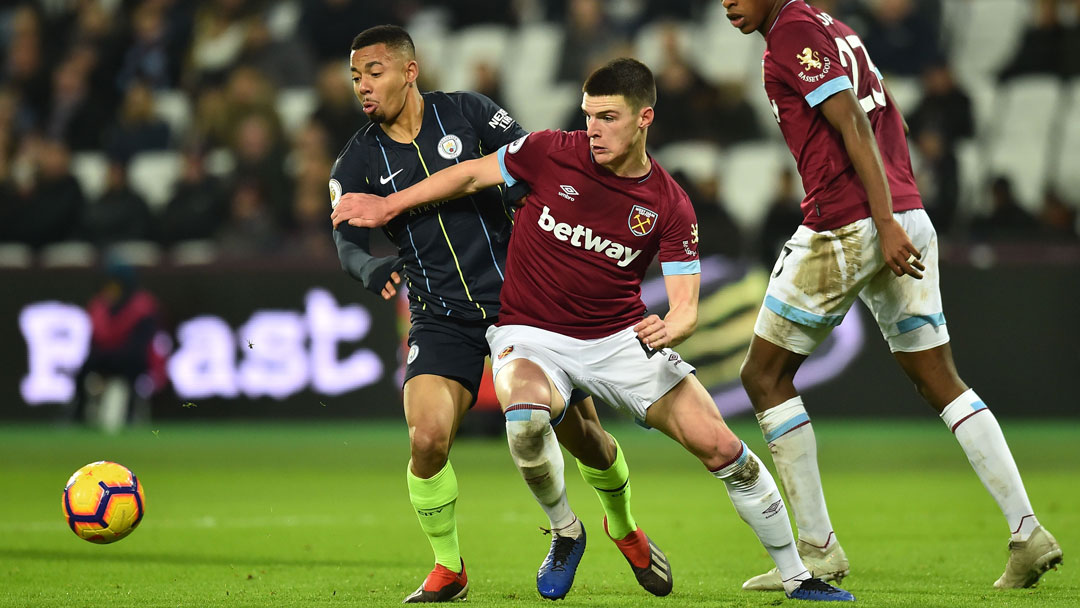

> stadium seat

[
  {"left": 1051, "top": 78, "right": 1080, "bottom": 202},
  {"left": 634, "top": 21, "right": 696, "bottom": 75},
  {"left": 40, "top": 241, "right": 96, "bottom": 268},
  {"left": 406, "top": 6, "right": 451, "bottom": 86},
  {"left": 947, "top": 0, "right": 1029, "bottom": 83},
  {"left": 964, "top": 76, "right": 998, "bottom": 139},
  {"left": 171, "top": 239, "right": 219, "bottom": 266},
  {"left": 0, "top": 243, "right": 32, "bottom": 268},
  {"left": 720, "top": 142, "right": 797, "bottom": 231},
  {"left": 106, "top": 240, "right": 162, "bottom": 267},
  {"left": 439, "top": 24, "right": 510, "bottom": 94},
  {"left": 657, "top": 141, "right": 723, "bottom": 187},
  {"left": 698, "top": 3, "right": 760, "bottom": 84},
  {"left": 882, "top": 75, "right": 921, "bottom": 115},
  {"left": 70, "top": 152, "right": 108, "bottom": 202},
  {"left": 205, "top": 148, "right": 236, "bottom": 177},
  {"left": 987, "top": 75, "right": 1062, "bottom": 210},
  {"left": 503, "top": 23, "right": 564, "bottom": 129},
  {"left": 275, "top": 88, "right": 317, "bottom": 136},
  {"left": 153, "top": 89, "right": 192, "bottom": 137},
  {"left": 128, "top": 151, "right": 183, "bottom": 211},
  {"left": 955, "top": 140, "right": 988, "bottom": 216}
]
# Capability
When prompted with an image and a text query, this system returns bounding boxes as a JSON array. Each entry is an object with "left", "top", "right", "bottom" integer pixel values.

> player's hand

[
  {"left": 634, "top": 314, "right": 671, "bottom": 349},
  {"left": 381, "top": 271, "right": 402, "bottom": 300},
  {"left": 876, "top": 217, "right": 924, "bottom": 279},
  {"left": 330, "top": 192, "right": 397, "bottom": 229}
]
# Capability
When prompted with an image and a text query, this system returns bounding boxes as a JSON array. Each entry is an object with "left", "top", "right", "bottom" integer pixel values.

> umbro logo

[
  {"left": 558, "top": 185, "right": 578, "bottom": 201},
  {"left": 762, "top": 499, "right": 784, "bottom": 519},
  {"left": 380, "top": 169, "right": 403, "bottom": 185}
]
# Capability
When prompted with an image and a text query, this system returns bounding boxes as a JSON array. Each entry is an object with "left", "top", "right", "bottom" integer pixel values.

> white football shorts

[
  {"left": 486, "top": 323, "right": 695, "bottom": 423},
  {"left": 755, "top": 208, "right": 950, "bottom": 354}
]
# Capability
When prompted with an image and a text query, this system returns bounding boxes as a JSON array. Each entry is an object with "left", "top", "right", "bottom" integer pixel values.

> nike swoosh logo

[{"left": 380, "top": 169, "right": 403, "bottom": 185}]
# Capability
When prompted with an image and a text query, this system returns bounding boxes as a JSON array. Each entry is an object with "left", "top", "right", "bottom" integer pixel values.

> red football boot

[
  {"left": 402, "top": 559, "right": 469, "bottom": 603},
  {"left": 605, "top": 517, "right": 673, "bottom": 596}
]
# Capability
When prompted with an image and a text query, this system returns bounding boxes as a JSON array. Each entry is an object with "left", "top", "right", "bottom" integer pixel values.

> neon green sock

[
  {"left": 406, "top": 460, "right": 460, "bottom": 572},
  {"left": 577, "top": 436, "right": 637, "bottom": 540}
]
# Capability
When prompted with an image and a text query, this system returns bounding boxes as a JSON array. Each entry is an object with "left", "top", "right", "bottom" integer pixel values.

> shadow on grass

[{"left": 0, "top": 547, "right": 406, "bottom": 570}]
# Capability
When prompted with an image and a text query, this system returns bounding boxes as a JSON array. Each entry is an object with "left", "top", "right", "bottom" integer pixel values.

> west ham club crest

[{"left": 628, "top": 205, "right": 658, "bottom": 237}]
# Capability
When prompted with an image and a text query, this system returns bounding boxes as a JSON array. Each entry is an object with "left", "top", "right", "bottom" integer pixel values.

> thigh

[
  {"left": 858, "top": 209, "right": 951, "bottom": 353},
  {"left": 403, "top": 374, "right": 474, "bottom": 442},
  {"left": 755, "top": 221, "right": 878, "bottom": 354},
  {"left": 573, "top": 327, "right": 695, "bottom": 424},
  {"left": 406, "top": 317, "right": 490, "bottom": 404},
  {"left": 486, "top": 324, "right": 575, "bottom": 408},
  {"left": 644, "top": 374, "right": 741, "bottom": 469}
]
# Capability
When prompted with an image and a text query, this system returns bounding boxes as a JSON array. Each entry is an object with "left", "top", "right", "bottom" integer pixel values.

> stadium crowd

[{"left": 0, "top": 0, "right": 1078, "bottom": 267}]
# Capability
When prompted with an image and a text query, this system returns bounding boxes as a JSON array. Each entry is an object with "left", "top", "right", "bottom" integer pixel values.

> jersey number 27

[{"left": 834, "top": 34, "right": 886, "bottom": 113}]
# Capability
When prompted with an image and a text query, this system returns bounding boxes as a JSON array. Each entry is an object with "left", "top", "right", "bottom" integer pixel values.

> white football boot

[{"left": 994, "top": 525, "right": 1063, "bottom": 589}]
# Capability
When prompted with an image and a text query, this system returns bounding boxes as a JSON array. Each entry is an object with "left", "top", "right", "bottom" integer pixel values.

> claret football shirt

[
  {"left": 495, "top": 130, "right": 700, "bottom": 339},
  {"left": 763, "top": 0, "right": 922, "bottom": 231}
]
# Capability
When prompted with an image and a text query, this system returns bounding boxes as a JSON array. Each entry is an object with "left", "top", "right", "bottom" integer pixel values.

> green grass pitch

[{"left": 1, "top": 418, "right": 1076, "bottom": 607}]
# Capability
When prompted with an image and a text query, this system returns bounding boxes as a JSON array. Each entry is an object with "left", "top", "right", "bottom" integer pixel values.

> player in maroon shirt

[
  {"left": 335, "top": 57, "right": 853, "bottom": 602},
  {"left": 723, "top": 0, "right": 1061, "bottom": 591}
]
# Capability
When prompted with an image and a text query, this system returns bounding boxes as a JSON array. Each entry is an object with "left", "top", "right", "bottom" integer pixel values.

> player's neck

[
  {"left": 760, "top": 0, "right": 793, "bottom": 36},
  {"left": 382, "top": 87, "right": 425, "bottom": 143},
  {"left": 602, "top": 143, "right": 651, "bottom": 179}
]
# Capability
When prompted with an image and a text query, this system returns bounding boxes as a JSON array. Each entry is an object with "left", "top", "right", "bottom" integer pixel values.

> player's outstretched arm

[
  {"left": 635, "top": 273, "right": 700, "bottom": 349},
  {"left": 819, "top": 89, "right": 923, "bottom": 278},
  {"left": 331, "top": 154, "right": 505, "bottom": 229}
]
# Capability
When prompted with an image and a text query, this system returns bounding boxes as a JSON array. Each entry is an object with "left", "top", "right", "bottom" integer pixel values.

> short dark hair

[
  {"left": 582, "top": 58, "right": 657, "bottom": 111},
  {"left": 351, "top": 24, "right": 416, "bottom": 60}
]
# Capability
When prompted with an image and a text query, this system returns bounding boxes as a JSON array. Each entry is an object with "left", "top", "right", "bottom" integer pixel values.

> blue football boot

[
  {"left": 536, "top": 522, "right": 587, "bottom": 600},
  {"left": 786, "top": 577, "right": 855, "bottom": 601}
]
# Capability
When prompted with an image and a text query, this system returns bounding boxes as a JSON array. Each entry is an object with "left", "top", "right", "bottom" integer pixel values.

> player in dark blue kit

[{"left": 331, "top": 26, "right": 671, "bottom": 603}]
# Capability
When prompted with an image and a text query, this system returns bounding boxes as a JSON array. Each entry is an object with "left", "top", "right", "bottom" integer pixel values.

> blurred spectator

[
  {"left": 1000, "top": 0, "right": 1080, "bottom": 80},
  {"left": 299, "top": 0, "right": 392, "bottom": 64},
  {"left": 913, "top": 128, "right": 958, "bottom": 236},
  {"left": 104, "top": 81, "right": 171, "bottom": 162},
  {"left": 672, "top": 170, "right": 741, "bottom": 259},
  {"left": 971, "top": 176, "right": 1041, "bottom": 241},
  {"left": 159, "top": 146, "right": 227, "bottom": 245},
  {"left": 116, "top": 1, "right": 183, "bottom": 91},
  {"left": 186, "top": 0, "right": 253, "bottom": 88},
  {"left": 2, "top": 137, "right": 85, "bottom": 248},
  {"left": 3, "top": 6, "right": 50, "bottom": 118},
  {"left": 757, "top": 168, "right": 804, "bottom": 268},
  {"left": 472, "top": 60, "right": 507, "bottom": 109},
  {"left": 82, "top": 161, "right": 155, "bottom": 246},
  {"left": 237, "top": 17, "right": 316, "bottom": 89},
  {"left": 859, "top": 0, "right": 942, "bottom": 77},
  {"left": 310, "top": 61, "right": 365, "bottom": 155},
  {"left": 222, "top": 66, "right": 284, "bottom": 147},
  {"left": 231, "top": 112, "right": 292, "bottom": 229},
  {"left": 556, "top": 0, "right": 626, "bottom": 83},
  {"left": 216, "top": 179, "right": 282, "bottom": 256},
  {"left": 907, "top": 63, "right": 974, "bottom": 145},
  {"left": 71, "top": 261, "right": 165, "bottom": 427},
  {"left": 1038, "top": 190, "right": 1078, "bottom": 241},
  {"left": 44, "top": 58, "right": 109, "bottom": 151},
  {"left": 287, "top": 179, "right": 337, "bottom": 259}
]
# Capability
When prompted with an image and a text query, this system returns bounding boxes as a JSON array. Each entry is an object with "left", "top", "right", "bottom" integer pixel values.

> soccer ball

[{"left": 62, "top": 461, "right": 146, "bottom": 544}]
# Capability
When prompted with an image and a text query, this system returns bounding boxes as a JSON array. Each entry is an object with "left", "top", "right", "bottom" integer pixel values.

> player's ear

[
  {"left": 639, "top": 106, "right": 655, "bottom": 129},
  {"left": 404, "top": 59, "right": 419, "bottom": 86}
]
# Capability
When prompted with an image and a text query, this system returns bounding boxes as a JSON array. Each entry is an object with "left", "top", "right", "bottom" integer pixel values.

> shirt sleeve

[
  {"left": 329, "top": 143, "right": 403, "bottom": 293},
  {"left": 456, "top": 91, "right": 529, "bottom": 153},
  {"left": 769, "top": 20, "right": 853, "bottom": 108},
  {"left": 658, "top": 190, "right": 700, "bottom": 276},
  {"left": 496, "top": 129, "right": 556, "bottom": 188}
]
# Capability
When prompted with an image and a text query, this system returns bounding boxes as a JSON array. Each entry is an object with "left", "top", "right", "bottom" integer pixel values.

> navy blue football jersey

[{"left": 331, "top": 91, "right": 527, "bottom": 321}]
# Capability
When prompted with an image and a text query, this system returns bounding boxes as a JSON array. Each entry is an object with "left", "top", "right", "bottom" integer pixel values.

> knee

[
  {"left": 739, "top": 355, "right": 771, "bottom": 398},
  {"left": 697, "top": 430, "right": 744, "bottom": 472},
  {"left": 410, "top": 425, "right": 450, "bottom": 462},
  {"left": 497, "top": 360, "right": 553, "bottom": 406}
]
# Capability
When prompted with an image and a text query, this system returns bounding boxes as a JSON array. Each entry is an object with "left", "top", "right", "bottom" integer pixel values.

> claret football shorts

[
  {"left": 755, "top": 208, "right": 950, "bottom": 354},
  {"left": 486, "top": 323, "right": 695, "bottom": 423}
]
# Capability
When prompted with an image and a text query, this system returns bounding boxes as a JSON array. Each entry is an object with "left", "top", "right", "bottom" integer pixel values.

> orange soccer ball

[{"left": 62, "top": 461, "right": 146, "bottom": 544}]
